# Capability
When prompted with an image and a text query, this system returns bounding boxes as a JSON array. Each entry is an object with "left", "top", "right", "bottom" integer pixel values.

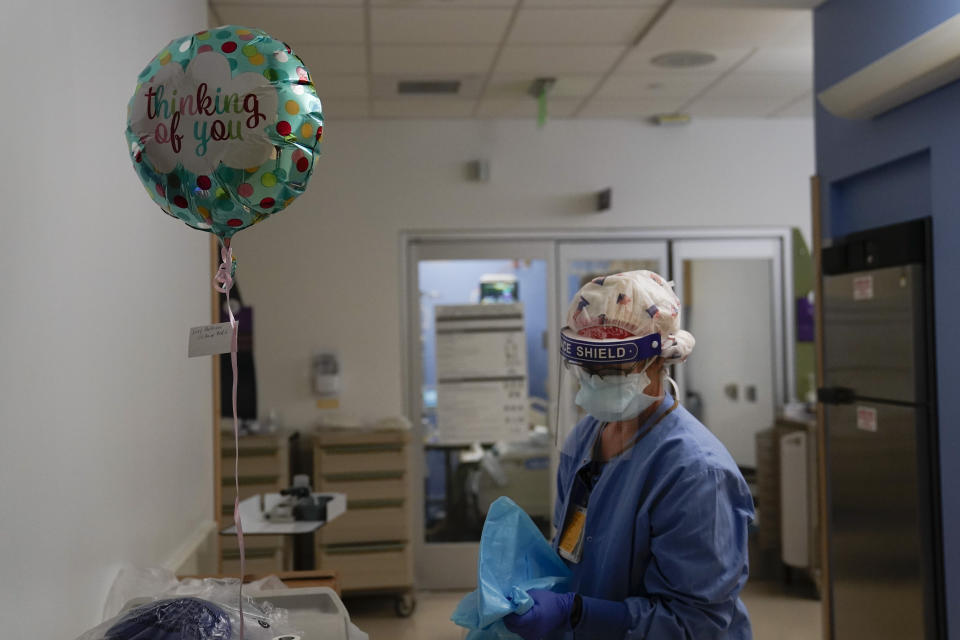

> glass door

[
  {"left": 405, "top": 233, "right": 791, "bottom": 588},
  {"left": 407, "top": 240, "right": 556, "bottom": 589},
  {"left": 557, "top": 241, "right": 670, "bottom": 313},
  {"left": 670, "top": 238, "right": 791, "bottom": 472}
]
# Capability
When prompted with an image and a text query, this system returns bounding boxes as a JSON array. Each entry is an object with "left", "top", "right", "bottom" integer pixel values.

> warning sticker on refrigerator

[
  {"left": 853, "top": 276, "right": 874, "bottom": 301},
  {"left": 857, "top": 406, "right": 878, "bottom": 432}
]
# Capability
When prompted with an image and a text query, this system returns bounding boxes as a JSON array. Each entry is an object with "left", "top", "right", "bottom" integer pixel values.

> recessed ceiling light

[{"left": 650, "top": 51, "right": 717, "bottom": 69}]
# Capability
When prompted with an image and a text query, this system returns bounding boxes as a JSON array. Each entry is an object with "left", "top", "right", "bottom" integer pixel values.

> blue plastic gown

[
  {"left": 452, "top": 497, "right": 571, "bottom": 639},
  {"left": 548, "top": 395, "right": 755, "bottom": 640}
]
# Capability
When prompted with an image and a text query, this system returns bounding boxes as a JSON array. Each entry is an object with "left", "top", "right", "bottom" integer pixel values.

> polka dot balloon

[{"left": 126, "top": 26, "right": 323, "bottom": 240}]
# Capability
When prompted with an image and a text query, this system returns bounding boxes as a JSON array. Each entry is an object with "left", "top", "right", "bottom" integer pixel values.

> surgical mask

[{"left": 573, "top": 361, "right": 662, "bottom": 422}]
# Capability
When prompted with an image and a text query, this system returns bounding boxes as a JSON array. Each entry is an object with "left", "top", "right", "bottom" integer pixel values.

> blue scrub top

[{"left": 549, "top": 395, "right": 755, "bottom": 639}]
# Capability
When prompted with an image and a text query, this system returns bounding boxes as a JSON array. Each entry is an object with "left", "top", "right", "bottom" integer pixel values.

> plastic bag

[
  {"left": 102, "top": 567, "right": 181, "bottom": 621},
  {"left": 451, "top": 497, "right": 571, "bottom": 639},
  {"left": 76, "top": 572, "right": 300, "bottom": 640}
]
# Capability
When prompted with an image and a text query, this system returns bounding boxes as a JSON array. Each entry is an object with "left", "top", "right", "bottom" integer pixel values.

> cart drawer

[
  {"left": 318, "top": 544, "right": 411, "bottom": 592},
  {"left": 316, "top": 448, "right": 406, "bottom": 475},
  {"left": 314, "top": 429, "right": 409, "bottom": 448},
  {"left": 227, "top": 455, "right": 285, "bottom": 477},
  {"left": 223, "top": 433, "right": 282, "bottom": 453},
  {"left": 222, "top": 549, "right": 284, "bottom": 575},
  {"left": 222, "top": 478, "right": 283, "bottom": 493},
  {"left": 317, "top": 505, "right": 408, "bottom": 545},
  {"left": 221, "top": 535, "right": 284, "bottom": 551},
  {"left": 316, "top": 475, "right": 406, "bottom": 501}
]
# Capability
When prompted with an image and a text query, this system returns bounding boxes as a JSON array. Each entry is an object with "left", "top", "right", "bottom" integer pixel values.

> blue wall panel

[
  {"left": 814, "top": 0, "right": 960, "bottom": 89},
  {"left": 829, "top": 150, "right": 931, "bottom": 237},
  {"left": 816, "top": 3, "right": 960, "bottom": 637}
]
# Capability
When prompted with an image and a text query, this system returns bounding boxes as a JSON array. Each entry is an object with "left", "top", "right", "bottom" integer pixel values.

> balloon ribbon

[{"left": 213, "top": 239, "right": 244, "bottom": 640}]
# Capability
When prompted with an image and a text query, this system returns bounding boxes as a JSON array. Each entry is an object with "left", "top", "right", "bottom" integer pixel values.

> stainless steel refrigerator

[{"left": 820, "top": 218, "right": 944, "bottom": 639}]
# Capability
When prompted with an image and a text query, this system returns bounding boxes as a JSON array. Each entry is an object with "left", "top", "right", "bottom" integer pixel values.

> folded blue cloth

[{"left": 451, "top": 497, "right": 571, "bottom": 639}]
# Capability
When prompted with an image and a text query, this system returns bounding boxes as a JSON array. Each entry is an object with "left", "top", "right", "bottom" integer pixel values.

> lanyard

[{"left": 560, "top": 397, "right": 679, "bottom": 564}]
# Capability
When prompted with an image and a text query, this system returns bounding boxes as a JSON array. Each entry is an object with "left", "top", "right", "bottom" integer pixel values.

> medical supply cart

[
  {"left": 312, "top": 427, "right": 416, "bottom": 616},
  {"left": 219, "top": 431, "right": 292, "bottom": 574}
]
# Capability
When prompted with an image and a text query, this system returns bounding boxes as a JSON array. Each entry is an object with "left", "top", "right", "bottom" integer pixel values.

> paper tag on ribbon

[{"left": 188, "top": 322, "right": 234, "bottom": 357}]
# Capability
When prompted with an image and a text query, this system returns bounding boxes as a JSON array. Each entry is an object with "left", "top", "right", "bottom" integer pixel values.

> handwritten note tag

[{"left": 188, "top": 322, "right": 235, "bottom": 358}]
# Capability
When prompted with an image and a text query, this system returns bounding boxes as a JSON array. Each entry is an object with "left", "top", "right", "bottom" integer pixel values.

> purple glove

[{"left": 503, "top": 589, "right": 575, "bottom": 640}]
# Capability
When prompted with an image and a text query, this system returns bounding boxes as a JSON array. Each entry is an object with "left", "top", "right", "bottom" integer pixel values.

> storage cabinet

[
  {"left": 755, "top": 418, "right": 820, "bottom": 590},
  {"left": 312, "top": 428, "right": 413, "bottom": 596},
  {"left": 219, "top": 432, "right": 291, "bottom": 574}
]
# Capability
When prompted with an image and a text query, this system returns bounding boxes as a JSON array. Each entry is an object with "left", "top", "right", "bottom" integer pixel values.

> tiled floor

[
  {"left": 743, "top": 581, "right": 822, "bottom": 640},
  {"left": 345, "top": 591, "right": 468, "bottom": 640},
  {"left": 346, "top": 580, "right": 822, "bottom": 640}
]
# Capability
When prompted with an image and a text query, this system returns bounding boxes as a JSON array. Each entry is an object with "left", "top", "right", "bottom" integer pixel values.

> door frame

[
  {"left": 670, "top": 237, "right": 793, "bottom": 417},
  {"left": 403, "top": 238, "right": 558, "bottom": 589},
  {"left": 399, "top": 227, "right": 795, "bottom": 589}
]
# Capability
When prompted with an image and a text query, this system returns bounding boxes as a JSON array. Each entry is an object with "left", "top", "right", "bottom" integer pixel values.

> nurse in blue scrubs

[{"left": 504, "top": 270, "right": 754, "bottom": 640}]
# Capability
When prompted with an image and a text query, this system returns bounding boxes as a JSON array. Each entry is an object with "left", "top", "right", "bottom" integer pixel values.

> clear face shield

[{"left": 557, "top": 328, "right": 676, "bottom": 461}]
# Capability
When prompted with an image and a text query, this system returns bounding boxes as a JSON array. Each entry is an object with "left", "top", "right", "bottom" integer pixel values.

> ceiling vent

[
  {"left": 650, "top": 50, "right": 717, "bottom": 69},
  {"left": 397, "top": 80, "right": 462, "bottom": 95},
  {"left": 372, "top": 76, "right": 482, "bottom": 99}
]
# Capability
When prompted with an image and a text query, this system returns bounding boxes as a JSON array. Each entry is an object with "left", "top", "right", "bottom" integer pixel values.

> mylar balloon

[{"left": 126, "top": 26, "right": 323, "bottom": 239}]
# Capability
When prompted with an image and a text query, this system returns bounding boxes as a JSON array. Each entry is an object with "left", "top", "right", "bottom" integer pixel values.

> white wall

[
  {"left": 0, "top": 2, "right": 210, "bottom": 637},
  {"left": 236, "top": 118, "right": 814, "bottom": 428}
]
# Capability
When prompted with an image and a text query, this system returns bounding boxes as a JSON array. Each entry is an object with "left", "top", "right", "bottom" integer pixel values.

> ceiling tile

[
  {"left": 525, "top": 0, "right": 664, "bottom": 6},
  {"left": 677, "top": 0, "right": 824, "bottom": 7},
  {"left": 771, "top": 92, "right": 813, "bottom": 117},
  {"left": 639, "top": 6, "right": 810, "bottom": 50},
  {"left": 776, "top": 10, "right": 813, "bottom": 47},
  {"left": 372, "top": 45, "right": 497, "bottom": 74},
  {"left": 485, "top": 74, "right": 602, "bottom": 98},
  {"left": 578, "top": 97, "right": 685, "bottom": 117},
  {"left": 706, "top": 70, "right": 811, "bottom": 98},
  {"left": 476, "top": 98, "right": 581, "bottom": 118},
  {"left": 685, "top": 94, "right": 790, "bottom": 117},
  {"left": 372, "top": 99, "right": 476, "bottom": 118},
  {"left": 496, "top": 45, "right": 625, "bottom": 74},
  {"left": 372, "top": 8, "right": 513, "bottom": 44},
  {"left": 509, "top": 8, "right": 658, "bottom": 45},
  {"left": 618, "top": 46, "right": 753, "bottom": 74},
  {"left": 313, "top": 75, "right": 369, "bottom": 98},
  {"left": 294, "top": 44, "right": 367, "bottom": 74},
  {"left": 213, "top": 0, "right": 362, "bottom": 6},
  {"left": 321, "top": 99, "right": 370, "bottom": 119},
  {"left": 737, "top": 46, "right": 812, "bottom": 73},
  {"left": 371, "top": 0, "right": 516, "bottom": 6},
  {"left": 213, "top": 6, "right": 364, "bottom": 44},
  {"left": 599, "top": 72, "right": 717, "bottom": 99}
]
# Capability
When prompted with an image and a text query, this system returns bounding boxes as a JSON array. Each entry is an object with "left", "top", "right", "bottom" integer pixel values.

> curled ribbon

[{"left": 213, "top": 245, "right": 236, "bottom": 295}]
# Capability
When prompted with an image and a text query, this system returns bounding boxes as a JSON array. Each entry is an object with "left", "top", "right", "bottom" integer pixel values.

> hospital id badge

[{"left": 558, "top": 505, "right": 587, "bottom": 564}]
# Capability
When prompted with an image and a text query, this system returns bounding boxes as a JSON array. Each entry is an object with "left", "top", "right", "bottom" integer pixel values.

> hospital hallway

[
  {"left": 6, "top": 1, "right": 959, "bottom": 638},
  {"left": 347, "top": 581, "right": 822, "bottom": 640}
]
